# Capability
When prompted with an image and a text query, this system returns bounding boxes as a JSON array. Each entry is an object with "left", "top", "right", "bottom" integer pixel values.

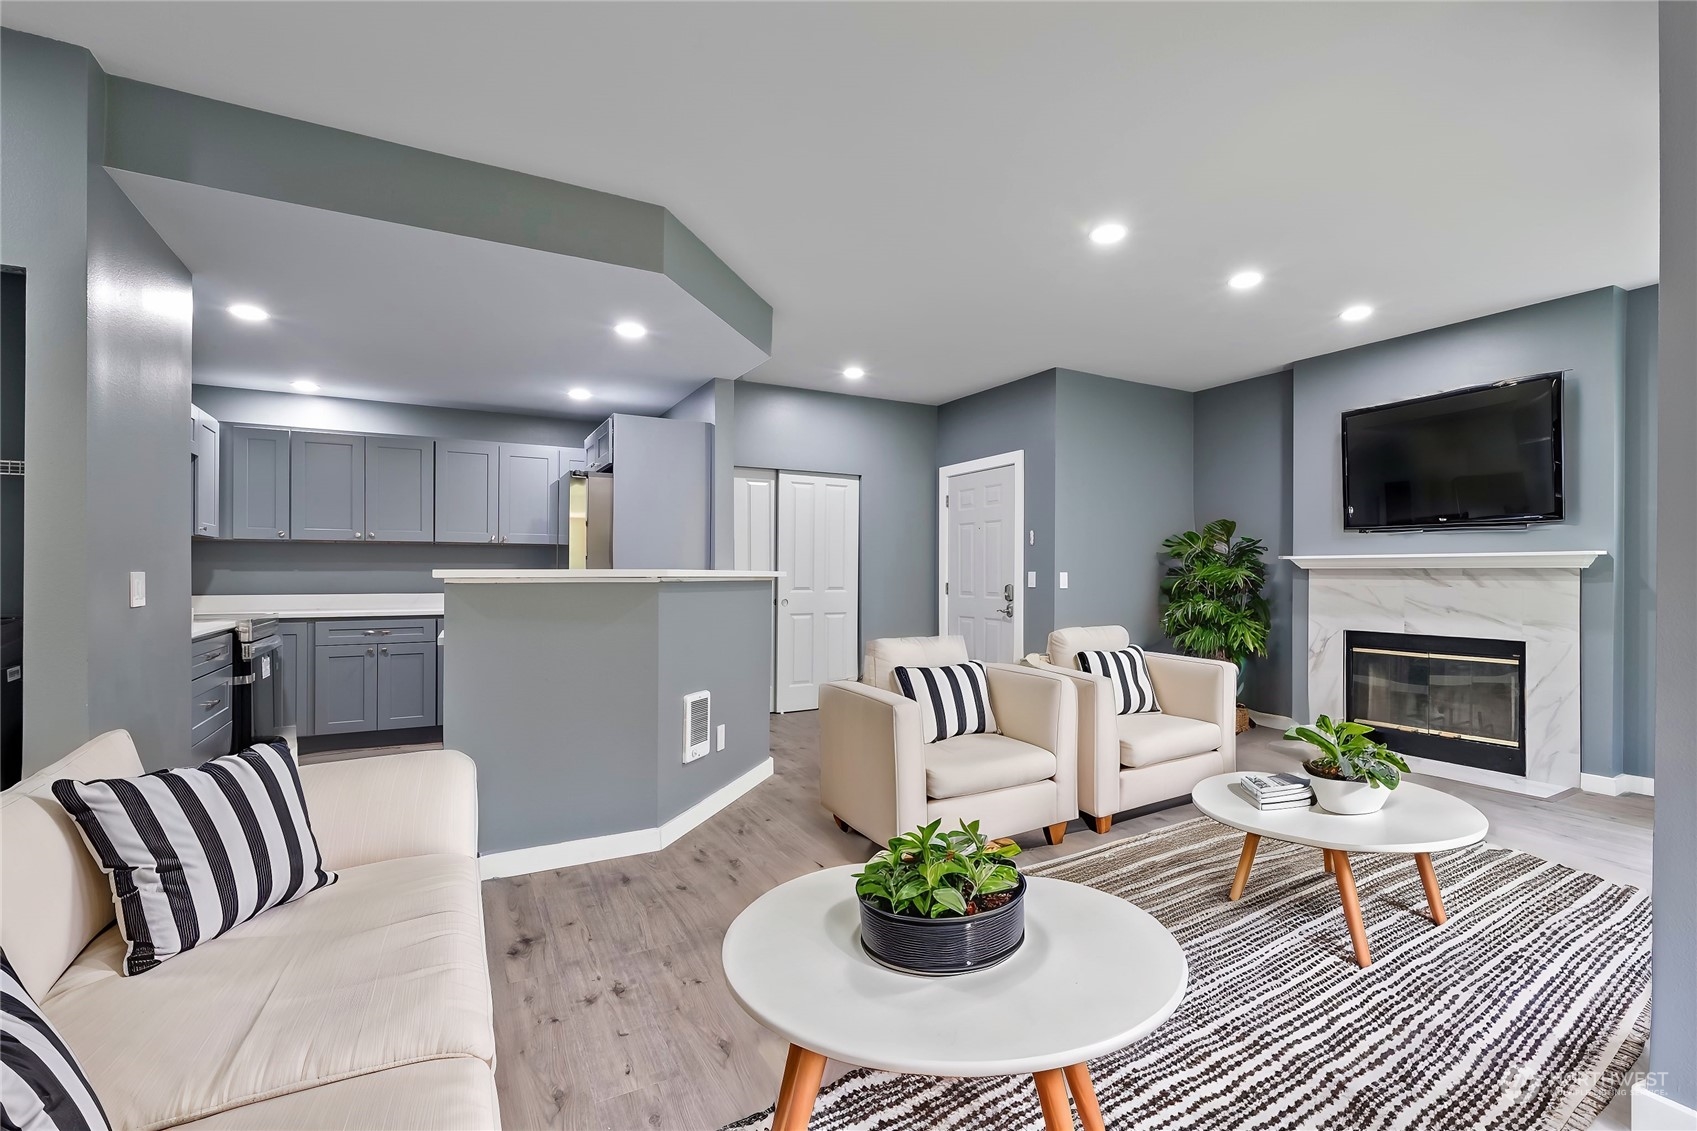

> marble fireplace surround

[{"left": 1286, "top": 551, "right": 1607, "bottom": 798}]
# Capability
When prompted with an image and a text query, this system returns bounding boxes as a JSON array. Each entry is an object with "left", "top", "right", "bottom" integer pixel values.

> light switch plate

[
  {"left": 1027, "top": 572, "right": 1036, "bottom": 588},
  {"left": 1028, "top": 530, "right": 1034, "bottom": 545},
  {"left": 128, "top": 572, "right": 146, "bottom": 608},
  {"left": 1059, "top": 572, "right": 1069, "bottom": 589},
  {"left": 716, "top": 723, "right": 726, "bottom": 751}
]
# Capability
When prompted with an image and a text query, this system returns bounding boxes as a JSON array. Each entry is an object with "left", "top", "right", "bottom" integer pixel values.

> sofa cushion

[
  {"left": 51, "top": 742, "right": 337, "bottom": 976},
  {"left": 167, "top": 1058, "right": 499, "bottom": 1131},
  {"left": 2, "top": 951, "right": 112, "bottom": 1131},
  {"left": 863, "top": 636, "right": 969, "bottom": 694},
  {"left": 1, "top": 732, "right": 142, "bottom": 1003},
  {"left": 925, "top": 733, "right": 1057, "bottom": 800},
  {"left": 1046, "top": 626, "right": 1130, "bottom": 670},
  {"left": 41, "top": 854, "right": 494, "bottom": 1131},
  {"left": 1116, "top": 713, "right": 1223, "bottom": 769}
]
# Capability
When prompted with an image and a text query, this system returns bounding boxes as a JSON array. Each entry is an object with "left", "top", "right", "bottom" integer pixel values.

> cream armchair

[
  {"left": 820, "top": 636, "right": 1078, "bottom": 847},
  {"left": 1033, "top": 626, "right": 1235, "bottom": 833}
]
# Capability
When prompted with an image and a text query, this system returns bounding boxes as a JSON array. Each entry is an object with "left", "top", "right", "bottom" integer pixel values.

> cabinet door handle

[
  {"left": 380, "top": 646, "right": 389, "bottom": 654},
  {"left": 366, "top": 647, "right": 375, "bottom": 656},
  {"left": 353, "top": 532, "right": 363, "bottom": 539},
  {"left": 277, "top": 530, "right": 287, "bottom": 538},
  {"left": 200, "top": 699, "right": 221, "bottom": 711}
]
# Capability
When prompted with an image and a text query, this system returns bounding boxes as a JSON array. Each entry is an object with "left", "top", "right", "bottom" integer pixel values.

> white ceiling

[
  {"left": 7, "top": 1, "right": 1660, "bottom": 405},
  {"left": 110, "top": 171, "right": 768, "bottom": 415}
]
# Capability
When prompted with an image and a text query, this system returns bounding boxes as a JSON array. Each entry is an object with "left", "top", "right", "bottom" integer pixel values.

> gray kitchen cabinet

[
  {"left": 498, "top": 443, "right": 559, "bottom": 545},
  {"left": 225, "top": 425, "right": 292, "bottom": 541},
  {"left": 191, "top": 407, "right": 221, "bottom": 538},
  {"left": 365, "top": 436, "right": 434, "bottom": 542},
  {"left": 188, "top": 631, "right": 234, "bottom": 761},
  {"left": 377, "top": 641, "right": 438, "bottom": 730},
  {"left": 291, "top": 431, "right": 365, "bottom": 541},
  {"left": 255, "top": 622, "right": 311, "bottom": 738},
  {"left": 313, "top": 643, "right": 379, "bottom": 734},
  {"left": 436, "top": 621, "right": 445, "bottom": 726},
  {"left": 435, "top": 440, "right": 500, "bottom": 543}
]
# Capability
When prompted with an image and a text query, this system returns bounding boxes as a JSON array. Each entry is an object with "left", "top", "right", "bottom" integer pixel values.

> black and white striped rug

[{"left": 724, "top": 818, "right": 1649, "bottom": 1131}]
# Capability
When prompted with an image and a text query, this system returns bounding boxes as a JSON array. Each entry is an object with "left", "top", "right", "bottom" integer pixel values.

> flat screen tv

[{"left": 1341, "top": 373, "right": 1564, "bottom": 531}]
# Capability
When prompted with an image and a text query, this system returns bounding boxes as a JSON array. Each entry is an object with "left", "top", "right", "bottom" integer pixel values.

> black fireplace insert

[{"left": 1344, "top": 630, "right": 1526, "bottom": 777}]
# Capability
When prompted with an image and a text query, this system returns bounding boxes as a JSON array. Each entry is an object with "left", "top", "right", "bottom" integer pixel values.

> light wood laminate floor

[{"left": 479, "top": 716, "right": 1652, "bottom": 1131}]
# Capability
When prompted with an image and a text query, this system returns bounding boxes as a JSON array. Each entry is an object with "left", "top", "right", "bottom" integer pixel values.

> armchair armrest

[
  {"left": 984, "top": 664, "right": 1078, "bottom": 820},
  {"left": 298, "top": 749, "right": 478, "bottom": 870},
  {"left": 1027, "top": 660, "right": 1117, "bottom": 819},
  {"left": 1145, "top": 653, "right": 1237, "bottom": 769},
  {"left": 818, "top": 681, "right": 928, "bottom": 845}
]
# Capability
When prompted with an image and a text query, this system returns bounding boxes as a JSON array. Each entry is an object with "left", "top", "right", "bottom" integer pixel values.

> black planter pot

[{"left": 857, "top": 874, "right": 1027, "bottom": 976}]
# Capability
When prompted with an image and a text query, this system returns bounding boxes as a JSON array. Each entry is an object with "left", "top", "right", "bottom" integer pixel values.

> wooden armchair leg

[
  {"left": 1044, "top": 822, "right": 1067, "bottom": 846},
  {"left": 831, "top": 814, "right": 853, "bottom": 834},
  {"left": 1092, "top": 814, "right": 1113, "bottom": 835}
]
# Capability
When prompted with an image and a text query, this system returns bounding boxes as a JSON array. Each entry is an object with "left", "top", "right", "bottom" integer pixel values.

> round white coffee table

[
  {"left": 1192, "top": 771, "right": 1488, "bottom": 968},
  {"left": 722, "top": 865, "right": 1187, "bottom": 1131}
]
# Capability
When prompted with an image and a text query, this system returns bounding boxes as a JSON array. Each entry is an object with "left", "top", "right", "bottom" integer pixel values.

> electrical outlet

[
  {"left": 716, "top": 724, "right": 726, "bottom": 751},
  {"left": 1058, "top": 572, "right": 1069, "bottom": 589},
  {"left": 128, "top": 572, "right": 146, "bottom": 608},
  {"left": 1027, "top": 571, "right": 1036, "bottom": 588}
]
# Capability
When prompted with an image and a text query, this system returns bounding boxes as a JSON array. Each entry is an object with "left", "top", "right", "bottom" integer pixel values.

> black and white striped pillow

[
  {"left": 51, "top": 742, "right": 336, "bottom": 977},
  {"left": 893, "top": 662, "right": 998, "bottom": 744},
  {"left": 1077, "top": 647, "right": 1162, "bottom": 715},
  {"left": 1, "top": 950, "right": 111, "bottom": 1131}
]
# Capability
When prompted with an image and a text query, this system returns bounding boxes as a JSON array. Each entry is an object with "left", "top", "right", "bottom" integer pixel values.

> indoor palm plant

[
  {"left": 1159, "top": 519, "right": 1271, "bottom": 716},
  {"left": 1286, "top": 714, "right": 1412, "bottom": 814},
  {"left": 853, "top": 819, "right": 1025, "bottom": 975}
]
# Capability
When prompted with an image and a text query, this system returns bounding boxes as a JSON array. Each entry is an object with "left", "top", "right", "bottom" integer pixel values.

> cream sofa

[
  {"left": 819, "top": 636, "right": 1078, "bottom": 847},
  {"left": 0, "top": 731, "right": 499, "bottom": 1131},
  {"left": 1034, "top": 626, "right": 1236, "bottom": 833}
]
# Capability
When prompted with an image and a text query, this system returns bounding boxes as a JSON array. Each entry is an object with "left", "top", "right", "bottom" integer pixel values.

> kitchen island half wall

[{"left": 437, "top": 569, "right": 780, "bottom": 875}]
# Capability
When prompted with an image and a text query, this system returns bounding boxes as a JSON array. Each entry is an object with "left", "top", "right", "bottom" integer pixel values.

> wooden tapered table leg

[
  {"left": 1414, "top": 852, "right": 1447, "bottom": 925},
  {"left": 1323, "top": 848, "right": 1335, "bottom": 874},
  {"left": 1228, "top": 833, "right": 1261, "bottom": 900},
  {"left": 1033, "top": 1069, "right": 1074, "bottom": 1131},
  {"left": 772, "top": 1045, "right": 827, "bottom": 1131},
  {"left": 1063, "top": 1062, "right": 1105, "bottom": 1131},
  {"left": 1331, "top": 852, "right": 1373, "bottom": 967}
]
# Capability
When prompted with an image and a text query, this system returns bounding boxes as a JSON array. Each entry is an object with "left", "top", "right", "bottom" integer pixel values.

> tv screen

[{"left": 1342, "top": 374, "right": 1563, "bottom": 531}]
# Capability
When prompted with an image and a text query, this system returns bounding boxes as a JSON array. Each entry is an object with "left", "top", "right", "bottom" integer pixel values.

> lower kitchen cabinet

[
  {"left": 376, "top": 641, "right": 438, "bottom": 730},
  {"left": 314, "top": 643, "right": 381, "bottom": 734},
  {"left": 255, "top": 623, "right": 312, "bottom": 739}
]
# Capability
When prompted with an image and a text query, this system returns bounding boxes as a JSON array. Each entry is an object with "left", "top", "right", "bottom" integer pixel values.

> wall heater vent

[{"left": 683, "top": 691, "right": 711, "bottom": 763}]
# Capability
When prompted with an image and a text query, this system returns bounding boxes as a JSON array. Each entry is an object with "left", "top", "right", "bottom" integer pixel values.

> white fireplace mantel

[{"left": 1285, "top": 550, "right": 1607, "bottom": 571}]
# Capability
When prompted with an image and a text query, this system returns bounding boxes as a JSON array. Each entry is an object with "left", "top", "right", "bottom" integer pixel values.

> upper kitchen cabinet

[
  {"left": 436, "top": 440, "right": 500, "bottom": 544},
  {"left": 364, "top": 436, "right": 435, "bottom": 542},
  {"left": 224, "top": 425, "right": 292, "bottom": 541},
  {"left": 190, "top": 406, "right": 221, "bottom": 538},
  {"left": 497, "top": 443, "right": 559, "bottom": 545},
  {"left": 290, "top": 432, "right": 365, "bottom": 541}
]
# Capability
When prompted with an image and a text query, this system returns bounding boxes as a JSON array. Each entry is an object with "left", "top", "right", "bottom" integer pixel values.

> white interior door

[
  {"left": 732, "top": 469, "right": 776, "bottom": 572},
  {"left": 942, "top": 457, "right": 1022, "bottom": 663},
  {"left": 775, "top": 472, "right": 860, "bottom": 713}
]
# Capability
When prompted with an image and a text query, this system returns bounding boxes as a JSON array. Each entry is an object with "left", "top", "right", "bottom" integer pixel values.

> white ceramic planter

[{"left": 1306, "top": 768, "right": 1392, "bottom": 815}]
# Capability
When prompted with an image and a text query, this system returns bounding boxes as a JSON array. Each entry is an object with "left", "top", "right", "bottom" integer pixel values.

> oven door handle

[{"left": 242, "top": 636, "right": 285, "bottom": 662}]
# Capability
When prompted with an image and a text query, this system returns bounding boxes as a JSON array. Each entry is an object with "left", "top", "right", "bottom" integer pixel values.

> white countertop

[
  {"left": 191, "top": 618, "right": 242, "bottom": 640},
  {"left": 192, "top": 593, "right": 445, "bottom": 624},
  {"left": 433, "top": 569, "right": 783, "bottom": 584}
]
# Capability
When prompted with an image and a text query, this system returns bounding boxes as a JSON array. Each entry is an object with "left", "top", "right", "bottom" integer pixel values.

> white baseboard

[
  {"left": 1580, "top": 772, "right": 1657, "bottom": 797},
  {"left": 478, "top": 758, "right": 774, "bottom": 880},
  {"left": 1247, "top": 710, "right": 1298, "bottom": 731},
  {"left": 1633, "top": 1082, "right": 1697, "bottom": 1130}
]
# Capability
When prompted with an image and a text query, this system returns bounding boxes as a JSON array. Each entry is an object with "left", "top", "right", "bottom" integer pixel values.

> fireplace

[{"left": 1345, "top": 631, "right": 1526, "bottom": 777}]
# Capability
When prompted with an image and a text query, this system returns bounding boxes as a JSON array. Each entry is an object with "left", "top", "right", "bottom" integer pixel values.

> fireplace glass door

[{"left": 1345, "top": 631, "right": 1526, "bottom": 776}]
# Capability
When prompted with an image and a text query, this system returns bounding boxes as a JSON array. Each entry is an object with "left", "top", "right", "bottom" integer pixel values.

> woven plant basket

[{"left": 1235, "top": 705, "right": 1252, "bottom": 734}]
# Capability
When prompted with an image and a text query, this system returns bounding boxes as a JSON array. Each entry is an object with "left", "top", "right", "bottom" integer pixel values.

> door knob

[
  {"left": 1002, "top": 603, "right": 1015, "bottom": 619},
  {"left": 781, "top": 598, "right": 789, "bottom": 606},
  {"left": 1003, "top": 583, "right": 1015, "bottom": 601}
]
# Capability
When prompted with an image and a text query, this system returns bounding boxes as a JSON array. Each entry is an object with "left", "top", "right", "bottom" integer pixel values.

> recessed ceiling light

[
  {"left": 1228, "top": 270, "right": 1265, "bottom": 291},
  {"left": 566, "top": 387, "right": 593, "bottom": 401},
  {"left": 227, "top": 302, "right": 270, "bottom": 322},
  {"left": 1088, "top": 222, "right": 1129, "bottom": 246},
  {"left": 290, "top": 379, "right": 320, "bottom": 393},
  {"left": 613, "top": 320, "right": 647, "bottom": 340},
  {"left": 842, "top": 366, "right": 866, "bottom": 380},
  {"left": 1339, "top": 304, "right": 1374, "bottom": 322}
]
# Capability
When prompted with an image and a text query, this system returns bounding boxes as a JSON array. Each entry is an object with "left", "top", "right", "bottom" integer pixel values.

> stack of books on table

[{"left": 1239, "top": 772, "right": 1314, "bottom": 810}]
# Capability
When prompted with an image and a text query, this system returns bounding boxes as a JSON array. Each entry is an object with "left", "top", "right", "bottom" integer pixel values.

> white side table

[
  {"left": 722, "top": 866, "right": 1187, "bottom": 1131},
  {"left": 1192, "top": 772, "right": 1489, "bottom": 967}
]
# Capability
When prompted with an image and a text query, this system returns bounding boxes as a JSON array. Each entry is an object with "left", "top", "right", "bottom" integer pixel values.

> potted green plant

[
  {"left": 852, "top": 819, "right": 1025, "bottom": 976},
  {"left": 1159, "top": 519, "right": 1271, "bottom": 722},
  {"left": 1285, "top": 714, "right": 1412, "bottom": 815}
]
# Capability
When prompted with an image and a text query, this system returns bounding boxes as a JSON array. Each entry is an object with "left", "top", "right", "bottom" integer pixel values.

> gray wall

[
  {"left": 188, "top": 385, "right": 591, "bottom": 593},
  {"left": 609, "top": 414, "right": 712, "bottom": 569},
  {"left": 1650, "top": 0, "right": 1696, "bottom": 1112},
  {"left": 937, "top": 371, "right": 1057, "bottom": 654},
  {"left": 733, "top": 382, "right": 939, "bottom": 646},
  {"left": 1054, "top": 370, "right": 1196, "bottom": 649},
  {"left": 1194, "top": 371, "right": 1295, "bottom": 716},
  {"left": 1290, "top": 287, "right": 1631, "bottom": 775},
  {"left": 2, "top": 31, "right": 193, "bottom": 770},
  {"left": 664, "top": 378, "right": 736, "bottom": 568},
  {"left": 1621, "top": 285, "right": 1658, "bottom": 779}
]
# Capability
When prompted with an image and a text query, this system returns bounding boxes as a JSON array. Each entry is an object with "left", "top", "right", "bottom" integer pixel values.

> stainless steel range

[{"left": 229, "top": 618, "right": 288, "bottom": 752}]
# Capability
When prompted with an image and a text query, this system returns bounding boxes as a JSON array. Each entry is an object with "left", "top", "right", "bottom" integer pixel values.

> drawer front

[
  {"left": 313, "top": 618, "right": 436, "bottom": 646},
  {"left": 191, "top": 721, "right": 234, "bottom": 763},
  {"left": 190, "top": 632, "right": 235, "bottom": 680},
  {"left": 190, "top": 667, "right": 233, "bottom": 744}
]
